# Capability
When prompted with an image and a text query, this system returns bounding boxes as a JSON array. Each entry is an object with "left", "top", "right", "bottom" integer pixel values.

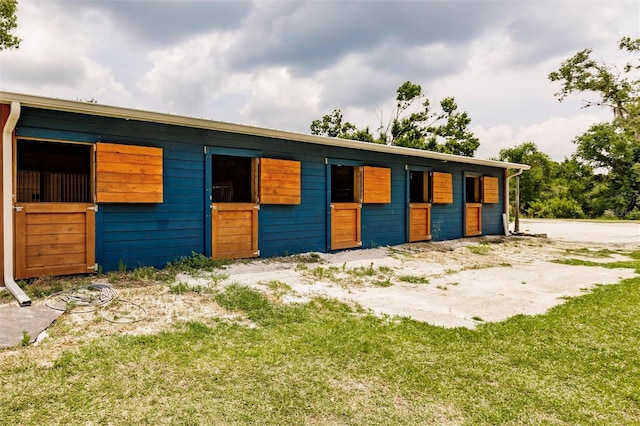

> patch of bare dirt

[{"left": 1, "top": 233, "right": 637, "bottom": 364}]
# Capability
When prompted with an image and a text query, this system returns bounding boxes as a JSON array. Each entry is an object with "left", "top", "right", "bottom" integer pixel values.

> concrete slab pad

[
  {"left": 520, "top": 219, "right": 640, "bottom": 245},
  {"left": 0, "top": 302, "right": 64, "bottom": 349}
]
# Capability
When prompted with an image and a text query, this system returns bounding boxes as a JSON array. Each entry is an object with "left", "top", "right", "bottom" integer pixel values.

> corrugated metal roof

[{"left": 0, "top": 91, "right": 529, "bottom": 170}]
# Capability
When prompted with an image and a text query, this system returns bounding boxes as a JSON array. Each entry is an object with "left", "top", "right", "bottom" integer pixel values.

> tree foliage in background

[
  {"left": 500, "top": 143, "right": 600, "bottom": 219},
  {"left": 310, "top": 109, "right": 375, "bottom": 142},
  {"left": 0, "top": 0, "right": 20, "bottom": 50},
  {"left": 311, "top": 81, "right": 480, "bottom": 157},
  {"left": 499, "top": 142, "right": 554, "bottom": 212},
  {"left": 547, "top": 36, "right": 640, "bottom": 219}
]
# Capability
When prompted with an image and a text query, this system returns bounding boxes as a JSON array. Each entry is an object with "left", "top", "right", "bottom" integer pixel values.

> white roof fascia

[{"left": 0, "top": 91, "right": 530, "bottom": 170}]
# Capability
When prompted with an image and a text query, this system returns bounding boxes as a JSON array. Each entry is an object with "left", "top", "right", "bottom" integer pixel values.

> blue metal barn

[{"left": 1, "top": 92, "right": 529, "bottom": 286}]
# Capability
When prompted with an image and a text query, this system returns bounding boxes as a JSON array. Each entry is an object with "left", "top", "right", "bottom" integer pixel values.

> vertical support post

[
  {"left": 204, "top": 149, "right": 212, "bottom": 257},
  {"left": 0, "top": 104, "right": 6, "bottom": 284},
  {"left": 514, "top": 175, "right": 521, "bottom": 233}
]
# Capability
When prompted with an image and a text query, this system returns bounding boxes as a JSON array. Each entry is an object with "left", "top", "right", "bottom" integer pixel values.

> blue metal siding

[
  {"left": 258, "top": 160, "right": 326, "bottom": 256},
  {"left": 94, "top": 145, "right": 206, "bottom": 270},
  {"left": 15, "top": 107, "right": 509, "bottom": 273},
  {"left": 426, "top": 163, "right": 466, "bottom": 241},
  {"left": 360, "top": 162, "right": 406, "bottom": 248},
  {"left": 17, "top": 108, "right": 209, "bottom": 271}
]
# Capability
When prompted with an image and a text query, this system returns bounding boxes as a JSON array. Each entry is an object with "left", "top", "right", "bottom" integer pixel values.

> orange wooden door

[
  {"left": 465, "top": 203, "right": 482, "bottom": 236},
  {"left": 14, "top": 203, "right": 96, "bottom": 279},
  {"left": 409, "top": 203, "right": 431, "bottom": 242},
  {"left": 330, "top": 202, "right": 361, "bottom": 250},
  {"left": 211, "top": 203, "right": 259, "bottom": 259}
]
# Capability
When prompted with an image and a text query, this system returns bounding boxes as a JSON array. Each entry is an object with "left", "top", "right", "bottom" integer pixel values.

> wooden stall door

[
  {"left": 211, "top": 203, "right": 259, "bottom": 259},
  {"left": 465, "top": 203, "right": 482, "bottom": 236},
  {"left": 14, "top": 203, "right": 96, "bottom": 279},
  {"left": 409, "top": 203, "right": 431, "bottom": 242},
  {"left": 331, "top": 203, "right": 361, "bottom": 250}
]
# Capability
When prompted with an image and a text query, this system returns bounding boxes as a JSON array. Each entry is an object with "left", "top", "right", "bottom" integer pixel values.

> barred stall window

[{"left": 16, "top": 140, "right": 92, "bottom": 203}]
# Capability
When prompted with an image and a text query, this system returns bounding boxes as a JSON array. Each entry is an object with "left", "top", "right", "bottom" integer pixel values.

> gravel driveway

[
  {"left": 519, "top": 218, "right": 640, "bottom": 245},
  {"left": 174, "top": 219, "right": 639, "bottom": 329}
]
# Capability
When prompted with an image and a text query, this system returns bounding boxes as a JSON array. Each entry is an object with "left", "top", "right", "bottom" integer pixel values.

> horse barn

[{"left": 1, "top": 92, "right": 529, "bottom": 305}]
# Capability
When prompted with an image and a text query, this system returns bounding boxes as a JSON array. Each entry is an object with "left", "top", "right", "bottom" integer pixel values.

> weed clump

[
  {"left": 399, "top": 275, "right": 430, "bottom": 284},
  {"left": 168, "top": 252, "right": 231, "bottom": 274},
  {"left": 466, "top": 243, "right": 491, "bottom": 255}
]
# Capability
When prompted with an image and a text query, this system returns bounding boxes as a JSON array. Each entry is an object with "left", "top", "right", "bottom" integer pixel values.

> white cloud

[
  {"left": 0, "top": 2, "right": 131, "bottom": 104},
  {"left": 238, "top": 67, "right": 323, "bottom": 131},
  {"left": 473, "top": 114, "right": 606, "bottom": 161},
  {"left": 137, "top": 31, "right": 239, "bottom": 116}
]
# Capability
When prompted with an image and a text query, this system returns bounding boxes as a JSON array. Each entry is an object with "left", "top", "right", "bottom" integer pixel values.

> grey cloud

[
  {"left": 0, "top": 58, "right": 82, "bottom": 87},
  {"left": 505, "top": 2, "right": 638, "bottom": 68},
  {"left": 53, "top": 0, "right": 251, "bottom": 46},
  {"left": 318, "top": 71, "right": 395, "bottom": 111},
  {"left": 230, "top": 1, "right": 500, "bottom": 74},
  {"left": 368, "top": 40, "right": 469, "bottom": 81}
]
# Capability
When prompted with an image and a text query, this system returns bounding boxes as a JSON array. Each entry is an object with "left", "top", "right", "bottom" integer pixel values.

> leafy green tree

[
  {"left": 573, "top": 118, "right": 640, "bottom": 216},
  {"left": 0, "top": 0, "right": 20, "bottom": 50},
  {"left": 528, "top": 197, "right": 585, "bottom": 219},
  {"left": 311, "top": 81, "right": 479, "bottom": 156},
  {"left": 498, "top": 142, "right": 554, "bottom": 214},
  {"left": 549, "top": 37, "right": 640, "bottom": 218},
  {"left": 310, "top": 109, "right": 375, "bottom": 142},
  {"left": 549, "top": 37, "right": 639, "bottom": 120},
  {"left": 499, "top": 143, "right": 601, "bottom": 219},
  {"left": 552, "top": 157, "right": 600, "bottom": 216}
]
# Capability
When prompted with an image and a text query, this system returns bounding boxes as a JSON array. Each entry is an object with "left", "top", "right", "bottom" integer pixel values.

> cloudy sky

[{"left": 1, "top": 1, "right": 637, "bottom": 160}]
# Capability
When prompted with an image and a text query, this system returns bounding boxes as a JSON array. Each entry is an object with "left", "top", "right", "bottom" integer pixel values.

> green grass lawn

[{"left": 2, "top": 273, "right": 640, "bottom": 424}]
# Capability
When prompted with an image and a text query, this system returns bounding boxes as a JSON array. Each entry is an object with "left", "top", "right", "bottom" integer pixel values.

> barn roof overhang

[{"left": 0, "top": 91, "right": 530, "bottom": 170}]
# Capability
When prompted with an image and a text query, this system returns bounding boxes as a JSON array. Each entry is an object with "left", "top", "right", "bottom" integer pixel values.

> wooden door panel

[
  {"left": 212, "top": 203, "right": 259, "bottom": 259},
  {"left": 331, "top": 203, "right": 361, "bottom": 250},
  {"left": 465, "top": 203, "right": 482, "bottom": 236},
  {"left": 409, "top": 203, "right": 431, "bottom": 242},
  {"left": 14, "top": 203, "right": 96, "bottom": 279}
]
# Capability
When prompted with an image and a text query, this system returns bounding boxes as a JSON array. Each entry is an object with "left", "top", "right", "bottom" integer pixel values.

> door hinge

[
  {"left": 211, "top": 204, "right": 217, "bottom": 210},
  {"left": 254, "top": 205, "right": 260, "bottom": 210},
  {"left": 87, "top": 263, "right": 99, "bottom": 271},
  {"left": 13, "top": 206, "right": 23, "bottom": 212},
  {"left": 254, "top": 250, "right": 260, "bottom": 256},
  {"left": 357, "top": 241, "right": 363, "bottom": 247},
  {"left": 87, "top": 205, "right": 98, "bottom": 212}
]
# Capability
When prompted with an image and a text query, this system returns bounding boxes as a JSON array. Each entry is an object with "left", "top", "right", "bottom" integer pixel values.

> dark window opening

[
  {"left": 331, "top": 165, "right": 356, "bottom": 202},
  {"left": 17, "top": 140, "right": 92, "bottom": 203},
  {"left": 212, "top": 155, "right": 253, "bottom": 203},
  {"left": 409, "top": 171, "right": 430, "bottom": 203},
  {"left": 466, "top": 176, "right": 481, "bottom": 203}
]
